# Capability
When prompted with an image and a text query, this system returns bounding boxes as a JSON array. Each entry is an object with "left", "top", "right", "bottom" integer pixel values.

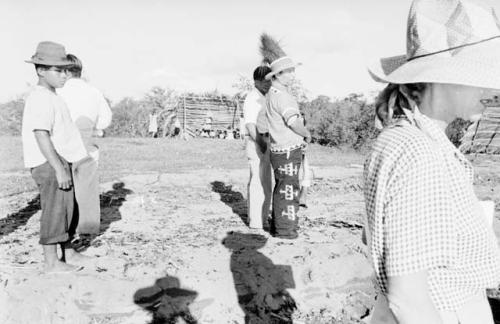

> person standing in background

[
  {"left": 58, "top": 54, "right": 112, "bottom": 236},
  {"left": 243, "top": 65, "right": 273, "bottom": 230}
]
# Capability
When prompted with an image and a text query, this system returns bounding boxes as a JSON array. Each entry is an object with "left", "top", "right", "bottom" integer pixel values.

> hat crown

[
  {"left": 26, "top": 41, "right": 69, "bottom": 66},
  {"left": 406, "top": 0, "right": 500, "bottom": 59}
]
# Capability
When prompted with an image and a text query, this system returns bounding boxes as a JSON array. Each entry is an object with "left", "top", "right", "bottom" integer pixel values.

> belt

[{"left": 270, "top": 143, "right": 306, "bottom": 154}]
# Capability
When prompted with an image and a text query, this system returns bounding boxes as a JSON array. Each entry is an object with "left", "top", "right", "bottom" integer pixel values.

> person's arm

[
  {"left": 95, "top": 94, "right": 112, "bottom": 130},
  {"left": 288, "top": 116, "right": 311, "bottom": 143},
  {"left": 245, "top": 122, "right": 258, "bottom": 141},
  {"left": 34, "top": 130, "right": 72, "bottom": 190},
  {"left": 387, "top": 271, "right": 441, "bottom": 324}
]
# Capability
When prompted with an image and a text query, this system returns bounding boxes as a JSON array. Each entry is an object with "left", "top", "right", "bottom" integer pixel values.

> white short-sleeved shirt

[
  {"left": 22, "top": 86, "right": 88, "bottom": 168},
  {"left": 242, "top": 88, "right": 266, "bottom": 135},
  {"left": 265, "top": 84, "right": 303, "bottom": 151},
  {"left": 58, "top": 78, "right": 112, "bottom": 153}
]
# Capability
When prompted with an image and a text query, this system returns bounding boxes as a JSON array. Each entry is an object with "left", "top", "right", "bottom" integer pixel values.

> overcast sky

[{"left": 2, "top": 0, "right": 500, "bottom": 104}]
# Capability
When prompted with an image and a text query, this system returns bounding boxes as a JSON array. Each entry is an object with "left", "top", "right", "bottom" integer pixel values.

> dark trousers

[
  {"left": 31, "top": 161, "right": 75, "bottom": 245},
  {"left": 270, "top": 147, "right": 302, "bottom": 238}
]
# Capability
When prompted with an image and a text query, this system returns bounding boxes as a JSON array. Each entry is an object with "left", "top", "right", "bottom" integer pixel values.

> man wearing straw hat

[
  {"left": 364, "top": 0, "right": 500, "bottom": 322},
  {"left": 260, "top": 34, "right": 311, "bottom": 239},
  {"left": 22, "top": 41, "right": 88, "bottom": 273}
]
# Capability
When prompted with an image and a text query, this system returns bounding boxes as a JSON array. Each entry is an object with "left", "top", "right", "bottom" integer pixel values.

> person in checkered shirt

[{"left": 365, "top": 0, "right": 500, "bottom": 323}]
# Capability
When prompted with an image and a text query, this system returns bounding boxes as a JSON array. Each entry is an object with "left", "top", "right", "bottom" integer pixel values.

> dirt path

[{"left": 0, "top": 165, "right": 375, "bottom": 324}]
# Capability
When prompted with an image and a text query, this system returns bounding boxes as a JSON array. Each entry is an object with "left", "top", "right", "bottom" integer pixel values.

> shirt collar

[
  {"left": 271, "top": 83, "right": 287, "bottom": 92},
  {"left": 253, "top": 86, "right": 265, "bottom": 98}
]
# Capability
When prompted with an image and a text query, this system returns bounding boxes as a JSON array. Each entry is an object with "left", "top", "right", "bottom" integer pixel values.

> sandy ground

[{"left": 1, "top": 155, "right": 499, "bottom": 323}]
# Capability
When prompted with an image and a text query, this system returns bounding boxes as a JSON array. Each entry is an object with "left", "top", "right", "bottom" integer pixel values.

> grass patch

[{"left": 0, "top": 136, "right": 365, "bottom": 198}]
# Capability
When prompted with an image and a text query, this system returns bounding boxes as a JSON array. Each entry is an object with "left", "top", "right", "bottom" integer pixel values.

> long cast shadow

[
  {"left": 0, "top": 182, "right": 132, "bottom": 246},
  {"left": 134, "top": 275, "right": 198, "bottom": 324},
  {"left": 75, "top": 182, "right": 132, "bottom": 250},
  {"left": 211, "top": 181, "right": 248, "bottom": 226},
  {"left": 222, "top": 231, "right": 297, "bottom": 323},
  {"left": 0, "top": 195, "right": 41, "bottom": 237}
]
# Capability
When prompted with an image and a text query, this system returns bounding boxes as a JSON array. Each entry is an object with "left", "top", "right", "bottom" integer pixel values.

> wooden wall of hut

[
  {"left": 177, "top": 96, "right": 244, "bottom": 137},
  {"left": 460, "top": 106, "right": 500, "bottom": 154}
]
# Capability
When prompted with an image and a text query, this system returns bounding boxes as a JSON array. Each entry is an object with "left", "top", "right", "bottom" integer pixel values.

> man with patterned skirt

[{"left": 260, "top": 33, "right": 311, "bottom": 239}]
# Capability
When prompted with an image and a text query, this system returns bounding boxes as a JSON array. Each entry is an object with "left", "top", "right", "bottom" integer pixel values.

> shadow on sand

[
  {"left": 75, "top": 182, "right": 133, "bottom": 250},
  {"left": 210, "top": 181, "right": 248, "bottom": 226},
  {"left": 222, "top": 231, "right": 297, "bottom": 323},
  {"left": 0, "top": 194, "right": 41, "bottom": 237},
  {"left": 134, "top": 275, "right": 198, "bottom": 324}
]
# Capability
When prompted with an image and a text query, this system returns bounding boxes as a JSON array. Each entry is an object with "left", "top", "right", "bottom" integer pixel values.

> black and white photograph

[{"left": 2, "top": 0, "right": 500, "bottom": 323}]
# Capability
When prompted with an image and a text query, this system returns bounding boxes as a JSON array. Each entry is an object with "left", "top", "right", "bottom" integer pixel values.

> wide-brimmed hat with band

[
  {"left": 265, "top": 56, "right": 302, "bottom": 80},
  {"left": 25, "top": 41, "right": 71, "bottom": 66},
  {"left": 259, "top": 33, "right": 301, "bottom": 80},
  {"left": 368, "top": 0, "right": 500, "bottom": 89}
]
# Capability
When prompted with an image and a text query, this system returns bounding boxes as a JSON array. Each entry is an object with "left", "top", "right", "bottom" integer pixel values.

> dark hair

[
  {"left": 375, "top": 83, "right": 426, "bottom": 124},
  {"left": 66, "top": 54, "right": 82, "bottom": 78},
  {"left": 34, "top": 64, "right": 52, "bottom": 76},
  {"left": 253, "top": 65, "right": 272, "bottom": 81}
]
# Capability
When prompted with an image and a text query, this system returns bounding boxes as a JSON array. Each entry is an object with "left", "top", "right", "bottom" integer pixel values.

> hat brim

[
  {"left": 265, "top": 62, "right": 302, "bottom": 80},
  {"left": 368, "top": 38, "right": 500, "bottom": 90},
  {"left": 25, "top": 58, "right": 71, "bottom": 66}
]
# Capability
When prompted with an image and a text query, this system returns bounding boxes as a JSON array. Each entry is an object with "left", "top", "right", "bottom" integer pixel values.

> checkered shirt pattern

[{"left": 364, "top": 112, "right": 500, "bottom": 311}]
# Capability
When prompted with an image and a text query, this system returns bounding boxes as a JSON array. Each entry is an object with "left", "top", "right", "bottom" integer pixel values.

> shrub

[
  {"left": 302, "top": 93, "right": 379, "bottom": 149},
  {"left": 0, "top": 98, "right": 24, "bottom": 136}
]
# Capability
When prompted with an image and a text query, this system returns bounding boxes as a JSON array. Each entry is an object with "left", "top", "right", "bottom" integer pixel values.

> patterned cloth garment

[
  {"left": 363, "top": 108, "right": 500, "bottom": 311},
  {"left": 270, "top": 147, "right": 302, "bottom": 238}
]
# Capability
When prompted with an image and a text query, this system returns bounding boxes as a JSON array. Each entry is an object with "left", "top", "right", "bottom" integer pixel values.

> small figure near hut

[
  {"left": 172, "top": 115, "right": 182, "bottom": 138},
  {"left": 201, "top": 115, "right": 213, "bottom": 138},
  {"left": 148, "top": 110, "right": 158, "bottom": 138}
]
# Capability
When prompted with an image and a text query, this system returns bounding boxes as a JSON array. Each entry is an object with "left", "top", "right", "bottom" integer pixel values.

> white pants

[
  {"left": 246, "top": 138, "right": 272, "bottom": 229},
  {"left": 299, "top": 154, "right": 312, "bottom": 188},
  {"left": 369, "top": 291, "right": 494, "bottom": 324}
]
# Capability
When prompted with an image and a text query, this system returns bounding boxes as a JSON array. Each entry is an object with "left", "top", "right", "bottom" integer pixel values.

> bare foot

[
  {"left": 44, "top": 261, "right": 82, "bottom": 274},
  {"left": 63, "top": 249, "right": 93, "bottom": 263}
]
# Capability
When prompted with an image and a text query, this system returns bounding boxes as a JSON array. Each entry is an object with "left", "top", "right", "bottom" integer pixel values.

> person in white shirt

[
  {"left": 243, "top": 66, "right": 273, "bottom": 230},
  {"left": 23, "top": 41, "right": 89, "bottom": 273},
  {"left": 58, "top": 54, "right": 112, "bottom": 236}
]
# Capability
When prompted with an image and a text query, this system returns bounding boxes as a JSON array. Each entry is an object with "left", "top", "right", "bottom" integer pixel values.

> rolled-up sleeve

[
  {"left": 243, "top": 91, "right": 260, "bottom": 126},
  {"left": 27, "top": 93, "right": 55, "bottom": 133},
  {"left": 96, "top": 94, "right": 112, "bottom": 130},
  {"left": 276, "top": 93, "right": 300, "bottom": 125}
]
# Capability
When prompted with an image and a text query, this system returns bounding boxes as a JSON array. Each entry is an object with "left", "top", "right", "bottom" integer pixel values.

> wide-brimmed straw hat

[
  {"left": 265, "top": 56, "right": 302, "bottom": 80},
  {"left": 368, "top": 0, "right": 500, "bottom": 89},
  {"left": 25, "top": 41, "right": 71, "bottom": 66}
]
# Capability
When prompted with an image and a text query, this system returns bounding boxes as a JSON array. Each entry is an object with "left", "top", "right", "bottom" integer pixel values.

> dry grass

[{"left": 0, "top": 136, "right": 364, "bottom": 198}]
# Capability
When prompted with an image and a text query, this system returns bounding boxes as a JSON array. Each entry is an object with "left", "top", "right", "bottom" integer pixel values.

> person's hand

[
  {"left": 55, "top": 165, "right": 72, "bottom": 190},
  {"left": 259, "top": 142, "right": 267, "bottom": 154},
  {"left": 257, "top": 138, "right": 267, "bottom": 154}
]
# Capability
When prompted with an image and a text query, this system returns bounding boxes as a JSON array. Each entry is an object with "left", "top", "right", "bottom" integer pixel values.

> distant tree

[
  {"left": 107, "top": 97, "right": 147, "bottom": 137},
  {"left": 232, "top": 74, "right": 254, "bottom": 96},
  {"left": 143, "top": 86, "right": 176, "bottom": 112},
  {"left": 301, "top": 93, "right": 378, "bottom": 148},
  {"left": 0, "top": 98, "right": 25, "bottom": 135},
  {"left": 445, "top": 118, "right": 472, "bottom": 148}
]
